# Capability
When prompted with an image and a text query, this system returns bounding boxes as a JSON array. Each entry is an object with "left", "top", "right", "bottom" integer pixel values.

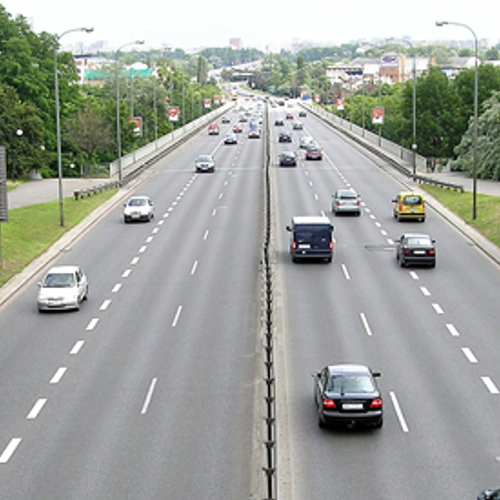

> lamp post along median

[
  {"left": 54, "top": 27, "right": 93, "bottom": 227},
  {"left": 436, "top": 20, "right": 478, "bottom": 220}
]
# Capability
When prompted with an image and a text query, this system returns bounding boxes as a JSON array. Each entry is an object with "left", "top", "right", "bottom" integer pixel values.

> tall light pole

[
  {"left": 436, "top": 20, "right": 479, "bottom": 220},
  {"left": 115, "top": 40, "right": 144, "bottom": 184},
  {"left": 389, "top": 38, "right": 418, "bottom": 179},
  {"left": 54, "top": 27, "right": 93, "bottom": 226}
]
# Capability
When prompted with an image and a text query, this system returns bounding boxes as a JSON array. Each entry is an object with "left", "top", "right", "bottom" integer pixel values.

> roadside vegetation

[
  {"left": 0, "top": 190, "right": 117, "bottom": 288},
  {"left": 423, "top": 186, "right": 500, "bottom": 247}
]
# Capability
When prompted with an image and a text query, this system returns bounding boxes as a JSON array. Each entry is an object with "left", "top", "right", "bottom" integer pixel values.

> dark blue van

[{"left": 286, "top": 215, "right": 334, "bottom": 262}]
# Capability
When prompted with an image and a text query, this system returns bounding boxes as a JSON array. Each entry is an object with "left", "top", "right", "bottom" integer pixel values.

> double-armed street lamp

[
  {"left": 115, "top": 40, "right": 145, "bottom": 184},
  {"left": 54, "top": 27, "right": 94, "bottom": 227},
  {"left": 436, "top": 20, "right": 479, "bottom": 220}
]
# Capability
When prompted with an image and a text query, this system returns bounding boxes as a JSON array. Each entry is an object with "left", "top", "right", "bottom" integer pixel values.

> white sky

[{"left": 1, "top": 0, "right": 498, "bottom": 52}]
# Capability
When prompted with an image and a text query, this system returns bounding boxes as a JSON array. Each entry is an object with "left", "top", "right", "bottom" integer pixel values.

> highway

[
  {"left": 0, "top": 97, "right": 499, "bottom": 499},
  {"left": 271, "top": 103, "right": 500, "bottom": 499},
  {"left": 0, "top": 107, "right": 263, "bottom": 499}
]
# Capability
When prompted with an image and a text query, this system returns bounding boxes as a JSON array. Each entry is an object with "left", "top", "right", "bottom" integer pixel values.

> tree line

[{"left": 0, "top": 5, "right": 226, "bottom": 180}]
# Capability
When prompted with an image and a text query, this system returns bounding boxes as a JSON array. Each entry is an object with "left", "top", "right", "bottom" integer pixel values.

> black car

[
  {"left": 278, "top": 151, "right": 297, "bottom": 167},
  {"left": 299, "top": 110, "right": 307, "bottom": 117},
  {"left": 313, "top": 364, "right": 383, "bottom": 429},
  {"left": 275, "top": 118, "right": 284, "bottom": 126},
  {"left": 396, "top": 233, "right": 436, "bottom": 268},
  {"left": 279, "top": 132, "right": 292, "bottom": 143},
  {"left": 478, "top": 489, "right": 500, "bottom": 500}
]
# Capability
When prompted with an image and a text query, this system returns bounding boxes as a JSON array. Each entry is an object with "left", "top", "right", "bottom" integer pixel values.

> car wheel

[
  {"left": 374, "top": 418, "right": 383, "bottom": 429},
  {"left": 83, "top": 286, "right": 89, "bottom": 301},
  {"left": 399, "top": 257, "right": 406, "bottom": 268},
  {"left": 318, "top": 415, "right": 326, "bottom": 429}
]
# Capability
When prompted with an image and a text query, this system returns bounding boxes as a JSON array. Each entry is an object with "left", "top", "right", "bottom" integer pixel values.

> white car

[
  {"left": 195, "top": 154, "right": 215, "bottom": 172},
  {"left": 123, "top": 196, "right": 155, "bottom": 222},
  {"left": 37, "top": 265, "right": 88, "bottom": 312}
]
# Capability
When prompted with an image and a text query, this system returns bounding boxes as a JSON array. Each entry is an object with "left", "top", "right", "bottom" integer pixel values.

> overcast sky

[{"left": 1, "top": 0, "right": 498, "bottom": 51}]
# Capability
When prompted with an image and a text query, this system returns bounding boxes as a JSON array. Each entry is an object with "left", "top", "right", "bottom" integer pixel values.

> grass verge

[
  {"left": 422, "top": 185, "right": 500, "bottom": 248},
  {"left": 0, "top": 190, "right": 117, "bottom": 288}
]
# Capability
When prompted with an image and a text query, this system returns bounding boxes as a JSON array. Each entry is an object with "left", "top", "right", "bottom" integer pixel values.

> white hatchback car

[
  {"left": 37, "top": 265, "right": 88, "bottom": 312},
  {"left": 123, "top": 196, "right": 155, "bottom": 223}
]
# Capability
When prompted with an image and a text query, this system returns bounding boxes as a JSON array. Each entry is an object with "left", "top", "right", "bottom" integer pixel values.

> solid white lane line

[
  {"left": 131, "top": 256, "right": 140, "bottom": 265},
  {"left": 420, "top": 286, "right": 431, "bottom": 296},
  {"left": 190, "top": 261, "right": 198, "bottom": 275},
  {"left": 203, "top": 229, "right": 210, "bottom": 240},
  {"left": 172, "top": 306, "right": 183, "bottom": 327},
  {"left": 446, "top": 323, "right": 460, "bottom": 337},
  {"left": 99, "top": 299, "right": 111, "bottom": 311},
  {"left": 0, "top": 438, "right": 22, "bottom": 464},
  {"left": 481, "top": 376, "right": 500, "bottom": 394},
  {"left": 341, "top": 264, "right": 351, "bottom": 280},
  {"left": 86, "top": 318, "right": 99, "bottom": 331},
  {"left": 432, "top": 303, "right": 444, "bottom": 314},
  {"left": 139, "top": 245, "right": 147, "bottom": 253},
  {"left": 112, "top": 283, "right": 122, "bottom": 293},
  {"left": 141, "top": 378, "right": 158, "bottom": 414},
  {"left": 70, "top": 340, "right": 85, "bottom": 354},
  {"left": 390, "top": 391, "right": 409, "bottom": 432},
  {"left": 461, "top": 347, "right": 478, "bottom": 363},
  {"left": 360, "top": 313, "right": 373, "bottom": 336},
  {"left": 122, "top": 269, "right": 132, "bottom": 278},
  {"left": 26, "top": 398, "right": 47, "bottom": 420},
  {"left": 409, "top": 271, "right": 419, "bottom": 280},
  {"left": 50, "top": 367, "right": 67, "bottom": 384}
]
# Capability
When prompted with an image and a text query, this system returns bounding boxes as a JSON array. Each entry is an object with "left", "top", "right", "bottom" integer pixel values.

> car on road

[
  {"left": 232, "top": 124, "right": 243, "bottom": 133},
  {"left": 286, "top": 112, "right": 294, "bottom": 120},
  {"left": 274, "top": 118, "right": 284, "bottom": 126},
  {"left": 208, "top": 123, "right": 219, "bottom": 135},
  {"left": 224, "top": 132, "right": 238, "bottom": 144},
  {"left": 123, "top": 195, "right": 155, "bottom": 222},
  {"left": 221, "top": 116, "right": 231, "bottom": 123},
  {"left": 195, "top": 154, "right": 215, "bottom": 173},
  {"left": 299, "top": 136, "right": 315, "bottom": 149},
  {"left": 396, "top": 233, "right": 436, "bottom": 267},
  {"left": 286, "top": 215, "right": 334, "bottom": 262},
  {"left": 392, "top": 191, "right": 426, "bottom": 221},
  {"left": 292, "top": 121, "right": 303, "bottom": 130},
  {"left": 312, "top": 364, "right": 383, "bottom": 429},
  {"left": 478, "top": 489, "right": 500, "bottom": 500},
  {"left": 305, "top": 143, "right": 323, "bottom": 160},
  {"left": 298, "top": 110, "right": 307, "bottom": 117},
  {"left": 248, "top": 124, "right": 261, "bottom": 138},
  {"left": 332, "top": 189, "right": 361, "bottom": 215},
  {"left": 278, "top": 151, "right": 297, "bottom": 167},
  {"left": 37, "top": 265, "right": 88, "bottom": 312},
  {"left": 279, "top": 131, "right": 292, "bottom": 143}
]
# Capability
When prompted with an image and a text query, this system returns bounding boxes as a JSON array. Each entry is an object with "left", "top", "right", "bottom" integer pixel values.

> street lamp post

[
  {"left": 436, "top": 20, "right": 479, "bottom": 220},
  {"left": 54, "top": 27, "right": 93, "bottom": 226},
  {"left": 115, "top": 40, "right": 145, "bottom": 184}
]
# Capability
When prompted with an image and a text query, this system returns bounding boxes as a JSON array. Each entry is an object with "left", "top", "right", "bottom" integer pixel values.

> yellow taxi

[{"left": 392, "top": 191, "right": 426, "bottom": 222}]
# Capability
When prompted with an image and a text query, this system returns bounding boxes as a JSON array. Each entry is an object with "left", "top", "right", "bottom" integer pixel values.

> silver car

[
  {"left": 37, "top": 265, "right": 88, "bottom": 312},
  {"left": 123, "top": 195, "right": 155, "bottom": 222},
  {"left": 332, "top": 189, "right": 361, "bottom": 216},
  {"left": 195, "top": 154, "right": 215, "bottom": 172}
]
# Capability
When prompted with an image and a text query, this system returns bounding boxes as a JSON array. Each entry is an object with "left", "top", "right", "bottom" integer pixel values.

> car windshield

[
  {"left": 198, "top": 156, "right": 212, "bottom": 162},
  {"left": 328, "top": 375, "right": 375, "bottom": 394},
  {"left": 129, "top": 198, "right": 146, "bottom": 206},
  {"left": 43, "top": 273, "right": 76, "bottom": 288}
]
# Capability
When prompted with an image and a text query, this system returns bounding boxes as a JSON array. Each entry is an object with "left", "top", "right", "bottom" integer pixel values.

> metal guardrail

[{"left": 73, "top": 104, "right": 234, "bottom": 199}]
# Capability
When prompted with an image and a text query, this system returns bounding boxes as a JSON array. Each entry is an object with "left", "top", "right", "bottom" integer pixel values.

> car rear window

[
  {"left": 403, "top": 195, "right": 422, "bottom": 205},
  {"left": 328, "top": 375, "right": 375, "bottom": 393},
  {"left": 338, "top": 192, "right": 357, "bottom": 200},
  {"left": 406, "top": 237, "right": 432, "bottom": 247},
  {"left": 295, "top": 226, "right": 331, "bottom": 242}
]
